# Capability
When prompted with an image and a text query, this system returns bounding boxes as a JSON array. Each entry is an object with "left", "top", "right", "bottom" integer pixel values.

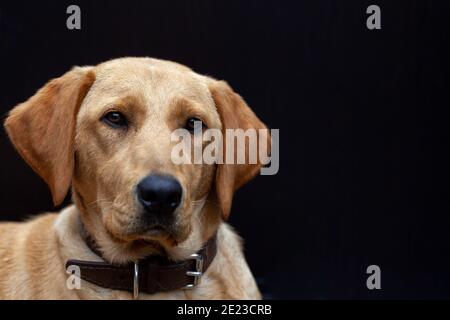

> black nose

[{"left": 137, "top": 174, "right": 182, "bottom": 216}]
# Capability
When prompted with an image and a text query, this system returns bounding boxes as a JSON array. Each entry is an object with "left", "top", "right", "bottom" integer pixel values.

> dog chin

[
  {"left": 142, "top": 225, "right": 169, "bottom": 238},
  {"left": 141, "top": 225, "right": 191, "bottom": 247},
  {"left": 131, "top": 225, "right": 190, "bottom": 247},
  {"left": 106, "top": 220, "right": 191, "bottom": 251}
]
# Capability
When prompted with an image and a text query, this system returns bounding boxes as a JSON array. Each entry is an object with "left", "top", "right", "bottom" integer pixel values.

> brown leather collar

[{"left": 66, "top": 234, "right": 217, "bottom": 298}]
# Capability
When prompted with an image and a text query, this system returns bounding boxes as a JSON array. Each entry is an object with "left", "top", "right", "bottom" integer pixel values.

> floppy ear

[
  {"left": 208, "top": 79, "right": 271, "bottom": 220},
  {"left": 4, "top": 67, "right": 95, "bottom": 206}
]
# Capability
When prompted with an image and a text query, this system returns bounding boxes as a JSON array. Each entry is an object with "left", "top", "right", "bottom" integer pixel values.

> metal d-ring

[{"left": 133, "top": 262, "right": 139, "bottom": 300}]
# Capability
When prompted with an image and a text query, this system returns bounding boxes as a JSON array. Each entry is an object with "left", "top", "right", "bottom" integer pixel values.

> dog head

[{"left": 4, "top": 57, "right": 270, "bottom": 262}]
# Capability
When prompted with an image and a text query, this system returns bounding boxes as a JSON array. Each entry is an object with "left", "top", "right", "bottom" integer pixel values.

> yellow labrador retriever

[{"left": 0, "top": 57, "right": 269, "bottom": 299}]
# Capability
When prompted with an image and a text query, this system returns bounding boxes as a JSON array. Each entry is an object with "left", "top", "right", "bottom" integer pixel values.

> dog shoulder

[{"left": 0, "top": 211, "right": 73, "bottom": 299}]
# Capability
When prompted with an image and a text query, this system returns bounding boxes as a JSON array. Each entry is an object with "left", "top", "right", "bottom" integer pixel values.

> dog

[{"left": 0, "top": 57, "right": 270, "bottom": 299}]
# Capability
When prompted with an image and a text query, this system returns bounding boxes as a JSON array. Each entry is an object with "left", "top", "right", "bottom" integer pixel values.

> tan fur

[{"left": 0, "top": 57, "right": 268, "bottom": 300}]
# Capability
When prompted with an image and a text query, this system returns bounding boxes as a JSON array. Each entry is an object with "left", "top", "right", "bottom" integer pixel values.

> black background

[{"left": 0, "top": 0, "right": 449, "bottom": 299}]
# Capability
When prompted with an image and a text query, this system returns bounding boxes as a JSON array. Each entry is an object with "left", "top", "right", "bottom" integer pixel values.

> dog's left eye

[
  {"left": 185, "top": 117, "right": 205, "bottom": 132},
  {"left": 102, "top": 111, "right": 128, "bottom": 128}
]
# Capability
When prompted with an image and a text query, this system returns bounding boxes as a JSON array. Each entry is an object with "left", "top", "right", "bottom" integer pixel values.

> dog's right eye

[
  {"left": 185, "top": 117, "right": 204, "bottom": 132},
  {"left": 102, "top": 111, "right": 128, "bottom": 128}
]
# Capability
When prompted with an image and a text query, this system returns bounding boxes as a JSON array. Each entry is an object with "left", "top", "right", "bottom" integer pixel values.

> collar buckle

[{"left": 183, "top": 253, "right": 204, "bottom": 289}]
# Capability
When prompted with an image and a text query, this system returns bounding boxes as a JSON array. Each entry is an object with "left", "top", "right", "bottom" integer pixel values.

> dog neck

[{"left": 65, "top": 218, "right": 219, "bottom": 297}]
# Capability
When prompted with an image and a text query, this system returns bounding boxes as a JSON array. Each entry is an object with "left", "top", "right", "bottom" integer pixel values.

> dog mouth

[
  {"left": 126, "top": 223, "right": 182, "bottom": 245},
  {"left": 141, "top": 224, "right": 172, "bottom": 239},
  {"left": 131, "top": 237, "right": 167, "bottom": 254},
  {"left": 106, "top": 225, "right": 172, "bottom": 255},
  {"left": 104, "top": 211, "right": 189, "bottom": 249},
  {"left": 127, "top": 225, "right": 184, "bottom": 254}
]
